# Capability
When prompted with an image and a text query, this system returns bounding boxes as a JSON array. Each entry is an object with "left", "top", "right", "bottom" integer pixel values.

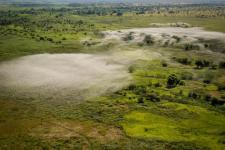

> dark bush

[
  {"left": 116, "top": 12, "right": 123, "bottom": 16},
  {"left": 128, "top": 84, "right": 137, "bottom": 91},
  {"left": 195, "top": 60, "right": 210, "bottom": 69},
  {"left": 175, "top": 57, "right": 192, "bottom": 65},
  {"left": 205, "top": 94, "right": 212, "bottom": 101},
  {"left": 218, "top": 84, "right": 225, "bottom": 91},
  {"left": 221, "top": 95, "right": 225, "bottom": 99},
  {"left": 167, "top": 74, "right": 180, "bottom": 88},
  {"left": 211, "top": 97, "right": 225, "bottom": 106},
  {"left": 137, "top": 42, "right": 144, "bottom": 47},
  {"left": 219, "top": 61, "right": 225, "bottom": 69},
  {"left": 39, "top": 37, "right": 44, "bottom": 40},
  {"left": 56, "top": 41, "right": 62, "bottom": 44},
  {"left": 184, "top": 44, "right": 200, "bottom": 51},
  {"left": 195, "top": 60, "right": 203, "bottom": 68},
  {"left": 179, "top": 80, "right": 185, "bottom": 86},
  {"left": 172, "top": 35, "right": 181, "bottom": 42},
  {"left": 154, "top": 82, "right": 162, "bottom": 87},
  {"left": 47, "top": 38, "right": 53, "bottom": 42},
  {"left": 161, "top": 61, "right": 168, "bottom": 67},
  {"left": 137, "top": 97, "right": 144, "bottom": 103},
  {"left": 204, "top": 43, "right": 209, "bottom": 48},
  {"left": 136, "top": 86, "right": 147, "bottom": 95},
  {"left": 128, "top": 65, "right": 135, "bottom": 73},
  {"left": 188, "top": 91, "right": 199, "bottom": 99},
  {"left": 203, "top": 79, "right": 211, "bottom": 84},
  {"left": 179, "top": 90, "right": 183, "bottom": 95},
  {"left": 210, "top": 63, "right": 217, "bottom": 70},
  {"left": 143, "top": 35, "right": 154, "bottom": 45},
  {"left": 146, "top": 93, "right": 160, "bottom": 102},
  {"left": 123, "top": 32, "right": 134, "bottom": 41}
]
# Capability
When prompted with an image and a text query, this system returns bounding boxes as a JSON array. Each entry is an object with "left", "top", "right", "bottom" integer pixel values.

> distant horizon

[{"left": 1, "top": 0, "right": 225, "bottom": 5}]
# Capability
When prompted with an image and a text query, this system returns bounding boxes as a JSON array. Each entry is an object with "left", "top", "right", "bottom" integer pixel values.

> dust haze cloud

[{"left": 0, "top": 54, "right": 130, "bottom": 102}]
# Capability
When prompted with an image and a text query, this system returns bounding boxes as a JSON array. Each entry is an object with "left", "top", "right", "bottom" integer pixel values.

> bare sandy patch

[{"left": 31, "top": 120, "right": 123, "bottom": 144}]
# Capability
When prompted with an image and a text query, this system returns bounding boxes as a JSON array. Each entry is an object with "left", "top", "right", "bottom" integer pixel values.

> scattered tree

[{"left": 167, "top": 74, "right": 180, "bottom": 88}]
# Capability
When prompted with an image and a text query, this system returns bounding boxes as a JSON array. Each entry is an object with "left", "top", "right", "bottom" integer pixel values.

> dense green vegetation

[{"left": 0, "top": 3, "right": 225, "bottom": 150}]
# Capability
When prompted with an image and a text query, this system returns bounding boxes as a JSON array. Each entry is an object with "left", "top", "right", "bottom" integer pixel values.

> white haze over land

[
  {"left": 104, "top": 27, "right": 225, "bottom": 43},
  {"left": 0, "top": 49, "right": 160, "bottom": 101},
  {"left": 0, "top": 54, "right": 130, "bottom": 101},
  {"left": 1, "top": 27, "right": 225, "bottom": 102}
]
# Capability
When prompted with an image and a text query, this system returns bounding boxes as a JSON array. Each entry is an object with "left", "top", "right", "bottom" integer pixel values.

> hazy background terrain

[{"left": 1, "top": 0, "right": 225, "bottom": 4}]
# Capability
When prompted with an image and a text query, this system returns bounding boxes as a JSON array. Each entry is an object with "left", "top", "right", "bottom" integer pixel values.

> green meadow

[{"left": 0, "top": 3, "right": 225, "bottom": 150}]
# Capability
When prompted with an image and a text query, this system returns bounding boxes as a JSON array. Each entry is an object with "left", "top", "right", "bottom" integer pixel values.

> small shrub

[
  {"left": 116, "top": 12, "right": 123, "bottom": 16},
  {"left": 143, "top": 35, "right": 154, "bottom": 45},
  {"left": 221, "top": 95, "right": 225, "bottom": 99},
  {"left": 184, "top": 44, "right": 200, "bottom": 51},
  {"left": 47, "top": 38, "right": 53, "bottom": 42},
  {"left": 83, "top": 41, "right": 91, "bottom": 46},
  {"left": 203, "top": 79, "right": 211, "bottom": 84},
  {"left": 219, "top": 61, "right": 225, "bottom": 69},
  {"left": 179, "top": 90, "right": 183, "bottom": 95},
  {"left": 211, "top": 97, "right": 225, "bottom": 106},
  {"left": 218, "top": 84, "right": 225, "bottom": 91},
  {"left": 128, "top": 84, "right": 137, "bottom": 91},
  {"left": 175, "top": 58, "right": 192, "bottom": 65},
  {"left": 210, "top": 63, "right": 217, "bottom": 70},
  {"left": 161, "top": 61, "right": 168, "bottom": 67},
  {"left": 123, "top": 32, "right": 134, "bottom": 41},
  {"left": 188, "top": 91, "right": 199, "bottom": 99},
  {"left": 205, "top": 94, "right": 212, "bottom": 101},
  {"left": 128, "top": 65, "right": 135, "bottom": 73},
  {"left": 146, "top": 93, "right": 160, "bottom": 102},
  {"left": 39, "top": 37, "right": 44, "bottom": 40},
  {"left": 172, "top": 35, "right": 181, "bottom": 42},
  {"left": 137, "top": 97, "right": 144, "bottom": 103},
  {"left": 136, "top": 86, "right": 147, "bottom": 95},
  {"left": 167, "top": 74, "right": 180, "bottom": 88},
  {"left": 137, "top": 42, "right": 144, "bottom": 47},
  {"left": 195, "top": 59, "right": 210, "bottom": 69},
  {"left": 204, "top": 43, "right": 209, "bottom": 48},
  {"left": 154, "top": 82, "right": 162, "bottom": 87},
  {"left": 179, "top": 80, "right": 185, "bottom": 86}
]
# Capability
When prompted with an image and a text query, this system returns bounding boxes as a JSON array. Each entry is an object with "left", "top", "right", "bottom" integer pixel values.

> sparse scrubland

[{"left": 0, "top": 3, "right": 225, "bottom": 150}]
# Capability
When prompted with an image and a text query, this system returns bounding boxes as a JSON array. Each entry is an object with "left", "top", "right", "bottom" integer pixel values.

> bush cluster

[{"left": 167, "top": 74, "right": 180, "bottom": 88}]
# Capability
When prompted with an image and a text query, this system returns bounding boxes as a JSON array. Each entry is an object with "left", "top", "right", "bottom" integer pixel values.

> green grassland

[
  {"left": 0, "top": 4, "right": 225, "bottom": 150},
  {"left": 1, "top": 5, "right": 225, "bottom": 61}
]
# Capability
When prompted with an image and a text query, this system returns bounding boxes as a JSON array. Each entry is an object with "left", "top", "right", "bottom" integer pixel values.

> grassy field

[{"left": 0, "top": 4, "right": 225, "bottom": 150}]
